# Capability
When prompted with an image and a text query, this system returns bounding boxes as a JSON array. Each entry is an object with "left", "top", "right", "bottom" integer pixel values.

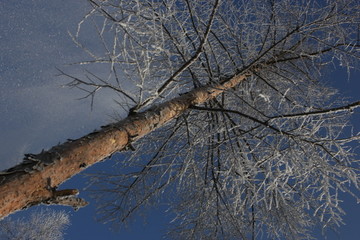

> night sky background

[{"left": 0, "top": 1, "right": 359, "bottom": 239}]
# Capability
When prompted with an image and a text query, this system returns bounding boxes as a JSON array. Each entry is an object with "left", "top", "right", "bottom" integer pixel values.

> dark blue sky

[{"left": 0, "top": 1, "right": 359, "bottom": 239}]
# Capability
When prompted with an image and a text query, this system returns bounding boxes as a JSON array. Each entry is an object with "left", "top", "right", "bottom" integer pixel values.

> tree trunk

[{"left": 0, "top": 72, "right": 250, "bottom": 219}]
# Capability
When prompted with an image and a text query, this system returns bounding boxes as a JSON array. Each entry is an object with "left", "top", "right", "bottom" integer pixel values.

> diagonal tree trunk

[{"left": 0, "top": 72, "right": 250, "bottom": 219}]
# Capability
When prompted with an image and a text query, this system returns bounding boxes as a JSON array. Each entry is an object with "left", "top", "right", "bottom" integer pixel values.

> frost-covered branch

[
  {"left": 3, "top": 0, "right": 358, "bottom": 239},
  {"left": 0, "top": 209, "right": 70, "bottom": 240},
  {"left": 73, "top": 1, "right": 360, "bottom": 239}
]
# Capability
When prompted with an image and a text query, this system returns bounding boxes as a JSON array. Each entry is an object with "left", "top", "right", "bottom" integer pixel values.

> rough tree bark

[
  {"left": 0, "top": 72, "right": 250, "bottom": 219},
  {"left": 2, "top": 0, "right": 360, "bottom": 238}
]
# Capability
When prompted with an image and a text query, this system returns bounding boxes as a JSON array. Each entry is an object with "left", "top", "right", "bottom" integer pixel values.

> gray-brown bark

[{"left": 0, "top": 72, "right": 249, "bottom": 219}]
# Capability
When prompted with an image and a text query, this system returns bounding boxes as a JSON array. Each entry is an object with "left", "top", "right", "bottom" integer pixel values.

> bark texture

[{"left": 0, "top": 73, "right": 249, "bottom": 219}]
